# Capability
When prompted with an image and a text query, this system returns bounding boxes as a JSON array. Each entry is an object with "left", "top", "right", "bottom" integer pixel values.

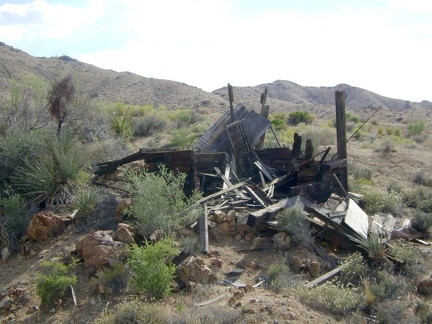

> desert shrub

[
  {"left": 168, "top": 109, "right": 203, "bottom": 128},
  {"left": 132, "top": 114, "right": 167, "bottom": 136},
  {"left": 276, "top": 206, "right": 315, "bottom": 247},
  {"left": 288, "top": 111, "right": 314, "bottom": 125},
  {"left": 412, "top": 133, "right": 428, "bottom": 143},
  {"left": 0, "top": 129, "right": 44, "bottom": 188},
  {"left": 350, "top": 164, "right": 373, "bottom": 181},
  {"left": 267, "top": 259, "right": 292, "bottom": 292},
  {"left": 377, "top": 138, "right": 395, "bottom": 154},
  {"left": 95, "top": 299, "right": 170, "bottom": 324},
  {"left": 377, "top": 126, "right": 384, "bottom": 135},
  {"left": 178, "top": 236, "right": 200, "bottom": 255},
  {"left": 35, "top": 260, "right": 77, "bottom": 305},
  {"left": 414, "top": 301, "right": 432, "bottom": 324},
  {"left": 86, "top": 138, "right": 132, "bottom": 163},
  {"left": 125, "top": 165, "right": 197, "bottom": 237},
  {"left": 413, "top": 171, "right": 432, "bottom": 187},
  {"left": 300, "top": 126, "right": 336, "bottom": 150},
  {"left": 98, "top": 262, "right": 129, "bottom": 295},
  {"left": 297, "top": 279, "right": 364, "bottom": 317},
  {"left": 345, "top": 121, "right": 357, "bottom": 133},
  {"left": 71, "top": 186, "right": 98, "bottom": 216},
  {"left": 376, "top": 300, "right": 416, "bottom": 324},
  {"left": 390, "top": 241, "right": 427, "bottom": 278},
  {"left": 339, "top": 252, "right": 367, "bottom": 286},
  {"left": 0, "top": 193, "right": 30, "bottom": 250},
  {"left": 360, "top": 186, "right": 403, "bottom": 216},
  {"left": 127, "top": 238, "right": 179, "bottom": 299},
  {"left": 271, "top": 117, "right": 287, "bottom": 131},
  {"left": 407, "top": 120, "right": 425, "bottom": 136},
  {"left": 16, "top": 132, "right": 86, "bottom": 205},
  {"left": 411, "top": 210, "right": 432, "bottom": 234},
  {"left": 169, "top": 127, "right": 200, "bottom": 150},
  {"left": 385, "top": 127, "right": 393, "bottom": 135},
  {"left": 393, "top": 128, "right": 401, "bottom": 137},
  {"left": 369, "top": 269, "right": 411, "bottom": 302},
  {"left": 108, "top": 111, "right": 132, "bottom": 138},
  {"left": 346, "top": 111, "right": 362, "bottom": 124}
]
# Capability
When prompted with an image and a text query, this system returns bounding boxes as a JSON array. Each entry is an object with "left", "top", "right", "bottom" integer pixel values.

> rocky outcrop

[
  {"left": 176, "top": 256, "right": 217, "bottom": 288},
  {"left": 25, "top": 211, "right": 70, "bottom": 242},
  {"left": 114, "top": 223, "right": 136, "bottom": 245},
  {"left": 75, "top": 230, "right": 128, "bottom": 272}
]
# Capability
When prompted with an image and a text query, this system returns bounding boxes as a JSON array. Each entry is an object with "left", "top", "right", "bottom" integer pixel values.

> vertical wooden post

[
  {"left": 199, "top": 204, "right": 209, "bottom": 253},
  {"left": 335, "top": 91, "right": 347, "bottom": 160},
  {"left": 292, "top": 133, "right": 302, "bottom": 157},
  {"left": 256, "top": 87, "right": 269, "bottom": 149},
  {"left": 228, "top": 83, "right": 235, "bottom": 123},
  {"left": 335, "top": 90, "right": 348, "bottom": 193}
]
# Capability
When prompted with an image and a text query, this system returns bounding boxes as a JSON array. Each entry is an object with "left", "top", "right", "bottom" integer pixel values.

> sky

[{"left": 0, "top": 0, "right": 432, "bottom": 102}]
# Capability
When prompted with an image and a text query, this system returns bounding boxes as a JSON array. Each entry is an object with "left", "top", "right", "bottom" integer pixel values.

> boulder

[
  {"left": 25, "top": 211, "right": 70, "bottom": 242},
  {"left": 176, "top": 256, "right": 217, "bottom": 287},
  {"left": 308, "top": 260, "right": 321, "bottom": 278},
  {"left": 114, "top": 198, "right": 132, "bottom": 222},
  {"left": 417, "top": 278, "right": 432, "bottom": 295},
  {"left": 114, "top": 223, "right": 135, "bottom": 245},
  {"left": 75, "top": 231, "right": 128, "bottom": 272}
]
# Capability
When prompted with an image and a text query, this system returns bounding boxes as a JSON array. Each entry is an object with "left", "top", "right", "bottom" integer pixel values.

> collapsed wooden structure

[{"left": 95, "top": 89, "right": 371, "bottom": 254}]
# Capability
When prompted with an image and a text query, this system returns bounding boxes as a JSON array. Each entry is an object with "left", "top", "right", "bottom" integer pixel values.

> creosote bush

[
  {"left": 288, "top": 111, "right": 314, "bottom": 125},
  {"left": 35, "top": 260, "right": 77, "bottom": 305},
  {"left": 127, "top": 238, "right": 179, "bottom": 299},
  {"left": 276, "top": 206, "right": 315, "bottom": 247},
  {"left": 125, "top": 165, "right": 200, "bottom": 237}
]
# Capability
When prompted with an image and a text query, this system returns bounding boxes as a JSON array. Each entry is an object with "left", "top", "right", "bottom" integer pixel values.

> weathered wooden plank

[
  {"left": 305, "top": 263, "right": 348, "bottom": 289},
  {"left": 247, "top": 198, "right": 288, "bottom": 227}
]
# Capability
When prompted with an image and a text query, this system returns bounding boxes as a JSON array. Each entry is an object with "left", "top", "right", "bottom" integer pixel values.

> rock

[
  {"left": 0, "top": 295, "right": 13, "bottom": 310},
  {"left": 417, "top": 278, "right": 432, "bottom": 295},
  {"left": 113, "top": 223, "right": 135, "bottom": 245},
  {"left": 176, "top": 256, "right": 217, "bottom": 287},
  {"left": 211, "top": 210, "right": 225, "bottom": 224},
  {"left": 291, "top": 257, "right": 302, "bottom": 273},
  {"left": 218, "top": 222, "right": 230, "bottom": 233},
  {"left": 243, "top": 308, "right": 256, "bottom": 314},
  {"left": 233, "top": 290, "right": 245, "bottom": 299},
  {"left": 2, "top": 247, "right": 10, "bottom": 264},
  {"left": 308, "top": 260, "right": 321, "bottom": 278},
  {"left": 25, "top": 211, "right": 70, "bottom": 242},
  {"left": 75, "top": 231, "right": 128, "bottom": 272},
  {"left": 252, "top": 237, "right": 273, "bottom": 249},
  {"left": 228, "top": 297, "right": 237, "bottom": 307},
  {"left": 225, "top": 210, "right": 236, "bottom": 222},
  {"left": 273, "top": 232, "right": 291, "bottom": 250},
  {"left": 114, "top": 198, "right": 131, "bottom": 222},
  {"left": 210, "top": 258, "right": 223, "bottom": 268},
  {"left": 242, "top": 284, "right": 255, "bottom": 293}
]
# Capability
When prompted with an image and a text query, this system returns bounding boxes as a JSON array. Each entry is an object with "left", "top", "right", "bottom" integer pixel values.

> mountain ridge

[{"left": 1, "top": 42, "right": 431, "bottom": 113}]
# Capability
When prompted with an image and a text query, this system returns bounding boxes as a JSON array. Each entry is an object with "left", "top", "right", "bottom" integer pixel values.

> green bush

[
  {"left": 339, "top": 252, "right": 367, "bottom": 286},
  {"left": 16, "top": 132, "right": 86, "bottom": 205},
  {"left": 178, "top": 236, "right": 200, "bottom": 255},
  {"left": 125, "top": 165, "right": 193, "bottom": 237},
  {"left": 276, "top": 206, "right": 314, "bottom": 247},
  {"left": 413, "top": 171, "right": 432, "bottom": 187},
  {"left": 411, "top": 210, "right": 432, "bottom": 234},
  {"left": 360, "top": 186, "right": 403, "bottom": 215},
  {"left": 35, "top": 260, "right": 77, "bottom": 305},
  {"left": 72, "top": 186, "right": 98, "bottom": 216},
  {"left": 0, "top": 193, "right": 30, "bottom": 249},
  {"left": 108, "top": 111, "right": 132, "bottom": 138},
  {"left": 132, "top": 114, "right": 167, "bottom": 136},
  {"left": 127, "top": 238, "right": 179, "bottom": 299},
  {"left": 169, "top": 127, "right": 200, "bottom": 150},
  {"left": 267, "top": 260, "right": 292, "bottom": 292},
  {"left": 407, "top": 120, "right": 425, "bottom": 136},
  {"left": 98, "top": 263, "right": 128, "bottom": 295},
  {"left": 95, "top": 300, "right": 170, "bottom": 324},
  {"left": 288, "top": 111, "right": 314, "bottom": 125},
  {"left": 297, "top": 279, "right": 364, "bottom": 317},
  {"left": 350, "top": 233, "right": 388, "bottom": 267}
]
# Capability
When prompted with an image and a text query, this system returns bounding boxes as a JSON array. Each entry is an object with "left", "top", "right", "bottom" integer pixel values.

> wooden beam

[{"left": 305, "top": 263, "right": 348, "bottom": 288}]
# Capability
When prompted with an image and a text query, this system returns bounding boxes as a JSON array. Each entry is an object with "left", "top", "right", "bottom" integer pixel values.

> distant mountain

[
  {"left": 1, "top": 43, "right": 430, "bottom": 115},
  {"left": 0, "top": 43, "right": 228, "bottom": 112},
  {"left": 213, "top": 80, "right": 432, "bottom": 112}
]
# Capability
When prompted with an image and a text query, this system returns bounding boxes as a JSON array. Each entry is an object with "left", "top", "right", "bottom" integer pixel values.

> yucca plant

[
  {"left": 350, "top": 233, "right": 388, "bottom": 267},
  {"left": 108, "top": 111, "right": 132, "bottom": 138},
  {"left": 16, "top": 132, "right": 85, "bottom": 205}
]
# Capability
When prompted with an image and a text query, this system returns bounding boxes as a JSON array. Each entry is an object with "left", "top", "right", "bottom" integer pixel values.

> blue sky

[{"left": 1, "top": 0, "right": 432, "bottom": 102}]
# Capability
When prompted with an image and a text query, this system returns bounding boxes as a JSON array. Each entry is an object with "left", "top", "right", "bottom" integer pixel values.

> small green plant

[
  {"left": 350, "top": 233, "right": 388, "bottom": 267},
  {"left": 72, "top": 186, "right": 98, "bottom": 216},
  {"left": 127, "top": 238, "right": 179, "bottom": 299},
  {"left": 297, "top": 279, "right": 364, "bottom": 317},
  {"left": 125, "top": 165, "right": 196, "bottom": 237},
  {"left": 35, "top": 260, "right": 77, "bottom": 305},
  {"left": 178, "top": 236, "right": 200, "bottom": 255},
  {"left": 267, "top": 260, "right": 291, "bottom": 292},
  {"left": 276, "top": 206, "right": 315, "bottom": 247},
  {"left": 95, "top": 299, "right": 170, "bottom": 324},
  {"left": 98, "top": 263, "right": 129, "bottom": 294},
  {"left": 413, "top": 171, "right": 432, "bottom": 187},
  {"left": 339, "top": 252, "right": 367, "bottom": 286},
  {"left": 108, "top": 111, "right": 132, "bottom": 138},
  {"left": 407, "top": 120, "right": 425, "bottom": 136},
  {"left": 132, "top": 114, "right": 167, "bottom": 136},
  {"left": 411, "top": 210, "right": 432, "bottom": 234},
  {"left": 288, "top": 111, "right": 314, "bottom": 125}
]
